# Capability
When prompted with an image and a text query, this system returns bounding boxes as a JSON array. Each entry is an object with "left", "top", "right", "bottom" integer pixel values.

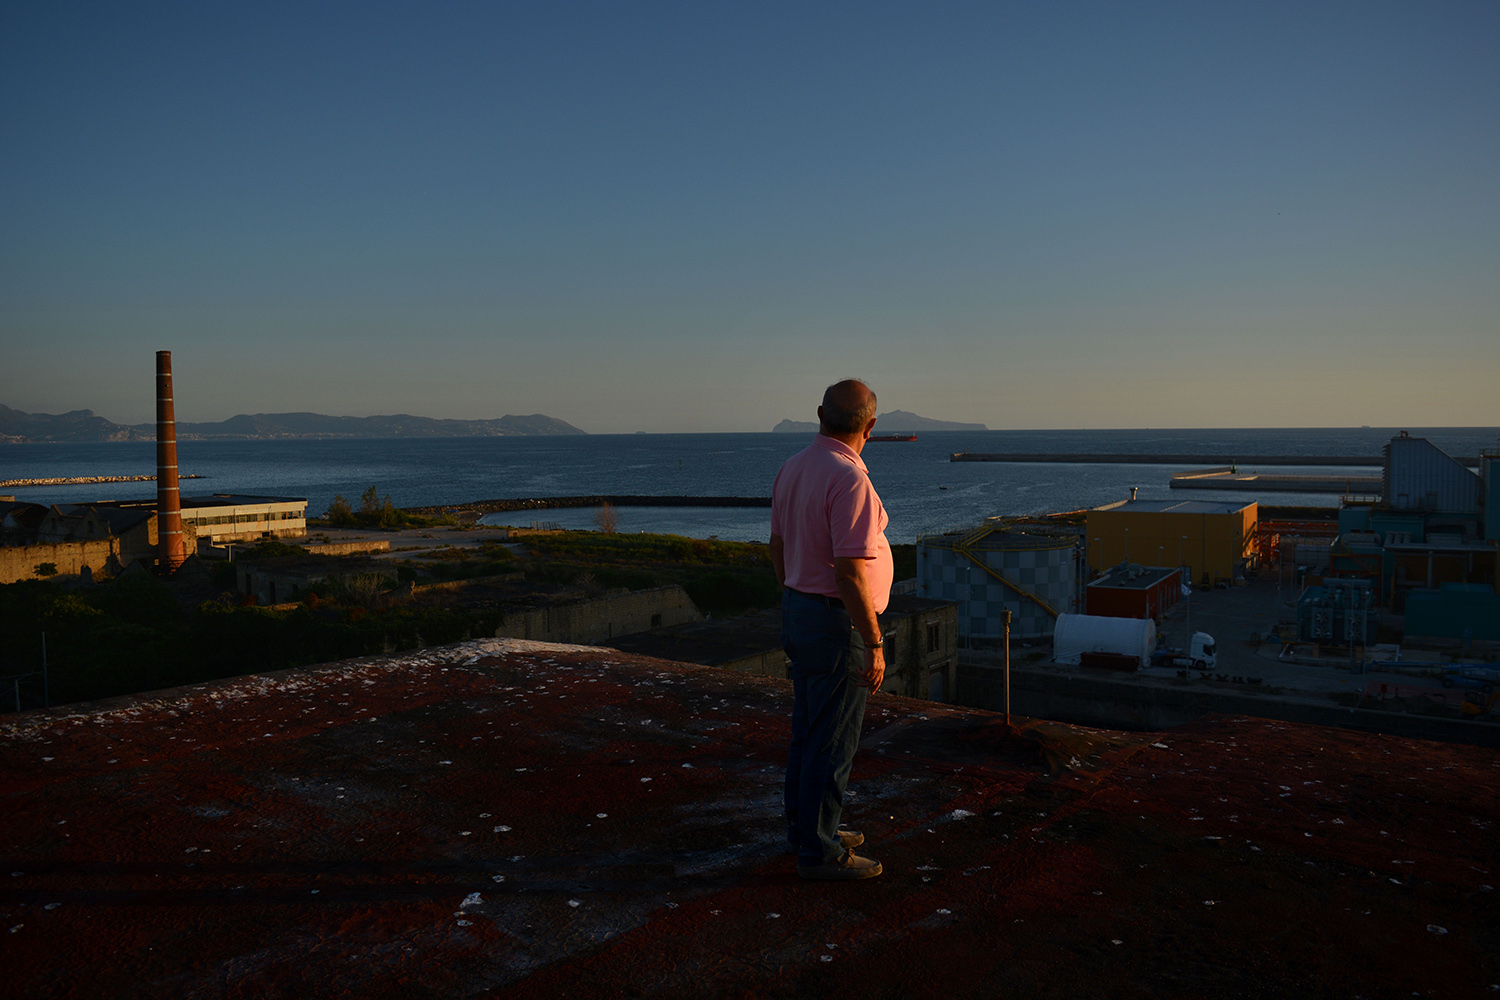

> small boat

[{"left": 869, "top": 433, "right": 917, "bottom": 442}]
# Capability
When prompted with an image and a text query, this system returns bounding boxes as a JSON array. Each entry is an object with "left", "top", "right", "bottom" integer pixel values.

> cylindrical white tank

[{"left": 1052, "top": 613, "right": 1157, "bottom": 665}]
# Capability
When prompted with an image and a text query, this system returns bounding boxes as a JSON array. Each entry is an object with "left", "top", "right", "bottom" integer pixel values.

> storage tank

[
  {"left": 1052, "top": 613, "right": 1157, "bottom": 666},
  {"left": 917, "top": 524, "right": 1078, "bottom": 641}
]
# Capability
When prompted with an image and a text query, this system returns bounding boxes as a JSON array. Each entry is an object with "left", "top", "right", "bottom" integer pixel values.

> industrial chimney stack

[{"left": 155, "top": 351, "right": 189, "bottom": 574}]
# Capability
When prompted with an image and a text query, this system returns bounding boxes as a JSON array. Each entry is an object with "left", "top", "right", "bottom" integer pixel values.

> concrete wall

[
  {"left": 303, "top": 541, "right": 391, "bottom": 556},
  {"left": 495, "top": 585, "right": 703, "bottom": 645},
  {"left": 716, "top": 648, "right": 790, "bottom": 678},
  {"left": 956, "top": 662, "right": 1500, "bottom": 748},
  {"left": 0, "top": 539, "right": 119, "bottom": 584},
  {"left": 238, "top": 564, "right": 338, "bottom": 605}
]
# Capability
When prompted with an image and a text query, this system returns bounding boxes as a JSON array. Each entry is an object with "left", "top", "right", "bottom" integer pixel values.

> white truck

[{"left": 1151, "top": 632, "right": 1219, "bottom": 671}]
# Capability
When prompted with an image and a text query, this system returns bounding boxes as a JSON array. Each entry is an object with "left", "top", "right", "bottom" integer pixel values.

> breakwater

[
  {"left": 0, "top": 474, "right": 204, "bottom": 489},
  {"left": 405, "top": 495, "right": 772, "bottom": 516},
  {"left": 951, "top": 453, "right": 1394, "bottom": 466},
  {"left": 1170, "top": 468, "right": 1382, "bottom": 493}
]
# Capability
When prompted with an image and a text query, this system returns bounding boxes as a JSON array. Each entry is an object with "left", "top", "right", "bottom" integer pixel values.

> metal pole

[
  {"left": 1178, "top": 535, "right": 1189, "bottom": 652},
  {"left": 1002, "top": 609, "right": 1012, "bottom": 728}
]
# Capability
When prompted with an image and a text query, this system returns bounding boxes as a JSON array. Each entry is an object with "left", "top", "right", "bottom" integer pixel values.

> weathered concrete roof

[
  {"left": 1, "top": 639, "right": 1496, "bottom": 998},
  {"left": 610, "top": 608, "right": 783, "bottom": 667}
]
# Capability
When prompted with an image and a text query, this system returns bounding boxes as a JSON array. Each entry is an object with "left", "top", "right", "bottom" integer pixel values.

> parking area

[{"left": 1150, "top": 572, "right": 1483, "bottom": 700}]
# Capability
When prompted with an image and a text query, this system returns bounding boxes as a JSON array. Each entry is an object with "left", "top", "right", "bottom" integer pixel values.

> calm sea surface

[{"left": 3, "top": 428, "right": 1496, "bottom": 544}]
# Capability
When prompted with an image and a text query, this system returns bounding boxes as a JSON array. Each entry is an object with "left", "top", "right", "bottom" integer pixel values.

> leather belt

[{"left": 788, "top": 588, "right": 845, "bottom": 610}]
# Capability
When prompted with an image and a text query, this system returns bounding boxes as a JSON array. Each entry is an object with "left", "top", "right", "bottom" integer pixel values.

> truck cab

[{"left": 1151, "top": 631, "right": 1218, "bottom": 670}]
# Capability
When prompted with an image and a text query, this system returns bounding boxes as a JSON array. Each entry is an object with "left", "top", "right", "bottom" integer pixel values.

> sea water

[{"left": 3, "top": 428, "right": 1496, "bottom": 544}]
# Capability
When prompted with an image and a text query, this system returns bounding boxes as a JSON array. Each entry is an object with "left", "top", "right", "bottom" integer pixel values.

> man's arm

[
  {"left": 769, "top": 532, "right": 786, "bottom": 589},
  {"left": 833, "top": 555, "right": 885, "bottom": 692}
]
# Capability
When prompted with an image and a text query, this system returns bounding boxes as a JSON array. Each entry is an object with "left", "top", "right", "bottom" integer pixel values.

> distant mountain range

[
  {"left": 773, "top": 410, "right": 988, "bottom": 433},
  {"left": 0, "top": 404, "right": 586, "bottom": 442}
]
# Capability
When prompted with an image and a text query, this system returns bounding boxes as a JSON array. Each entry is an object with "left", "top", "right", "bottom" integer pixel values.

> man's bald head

[{"left": 819, "top": 379, "right": 877, "bottom": 436}]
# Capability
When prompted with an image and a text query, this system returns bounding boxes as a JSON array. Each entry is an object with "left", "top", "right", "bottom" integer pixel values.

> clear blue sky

[{"left": 3, "top": 1, "right": 1496, "bottom": 433}]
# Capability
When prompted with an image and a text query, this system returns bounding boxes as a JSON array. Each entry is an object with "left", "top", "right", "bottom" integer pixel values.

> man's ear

[{"left": 862, "top": 416, "right": 877, "bottom": 439}]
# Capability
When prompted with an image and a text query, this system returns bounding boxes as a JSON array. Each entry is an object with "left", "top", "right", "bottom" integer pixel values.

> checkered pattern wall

[{"left": 916, "top": 542, "right": 1077, "bottom": 639}]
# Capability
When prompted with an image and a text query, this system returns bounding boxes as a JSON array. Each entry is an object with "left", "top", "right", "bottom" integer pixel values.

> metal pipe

[{"left": 1002, "top": 609, "right": 1012, "bottom": 728}]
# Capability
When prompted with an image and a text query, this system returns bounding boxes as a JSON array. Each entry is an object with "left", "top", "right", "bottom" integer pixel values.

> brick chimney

[{"left": 156, "top": 351, "right": 188, "bottom": 573}]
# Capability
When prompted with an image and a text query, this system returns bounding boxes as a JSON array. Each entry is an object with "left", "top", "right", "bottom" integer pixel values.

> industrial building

[
  {"left": 1087, "top": 498, "right": 1258, "bottom": 589},
  {"left": 91, "top": 494, "right": 309, "bottom": 546},
  {"left": 0, "top": 493, "right": 307, "bottom": 583},
  {"left": 916, "top": 522, "right": 1079, "bottom": 641},
  {"left": 0, "top": 500, "right": 155, "bottom": 584},
  {"left": 1318, "top": 434, "right": 1500, "bottom": 644},
  {"left": 1085, "top": 563, "right": 1183, "bottom": 620}
]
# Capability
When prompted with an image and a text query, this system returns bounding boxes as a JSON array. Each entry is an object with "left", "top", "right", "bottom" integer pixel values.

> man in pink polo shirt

[{"left": 770, "top": 378, "right": 893, "bottom": 880}]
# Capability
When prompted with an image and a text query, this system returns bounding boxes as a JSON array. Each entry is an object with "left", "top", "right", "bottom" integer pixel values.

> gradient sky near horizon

[{"left": 3, "top": 1, "right": 1496, "bottom": 434}]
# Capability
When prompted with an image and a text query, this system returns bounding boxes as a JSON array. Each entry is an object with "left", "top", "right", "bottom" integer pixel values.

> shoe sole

[{"left": 785, "top": 831, "right": 864, "bottom": 856}]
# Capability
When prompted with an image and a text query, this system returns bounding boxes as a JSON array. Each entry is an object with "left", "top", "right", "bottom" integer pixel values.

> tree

[
  {"left": 595, "top": 501, "right": 620, "bottom": 534},
  {"left": 325, "top": 495, "right": 355, "bottom": 527},
  {"left": 377, "top": 495, "right": 400, "bottom": 528}
]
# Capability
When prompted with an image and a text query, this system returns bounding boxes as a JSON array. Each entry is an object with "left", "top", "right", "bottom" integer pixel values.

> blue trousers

[{"left": 782, "top": 589, "right": 869, "bottom": 866}]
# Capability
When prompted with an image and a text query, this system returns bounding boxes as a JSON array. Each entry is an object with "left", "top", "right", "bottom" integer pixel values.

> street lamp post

[{"left": 1180, "top": 535, "right": 1191, "bottom": 653}]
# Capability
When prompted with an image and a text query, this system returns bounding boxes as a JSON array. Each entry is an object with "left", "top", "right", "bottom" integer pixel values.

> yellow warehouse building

[{"left": 1087, "top": 499, "right": 1258, "bottom": 588}]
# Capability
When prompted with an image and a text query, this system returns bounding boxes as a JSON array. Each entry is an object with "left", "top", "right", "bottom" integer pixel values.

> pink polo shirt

[{"left": 770, "top": 434, "right": 893, "bottom": 612}]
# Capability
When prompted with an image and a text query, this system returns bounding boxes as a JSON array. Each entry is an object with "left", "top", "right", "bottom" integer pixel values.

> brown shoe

[
  {"left": 785, "top": 828, "right": 864, "bottom": 855},
  {"left": 797, "top": 850, "right": 883, "bottom": 880}
]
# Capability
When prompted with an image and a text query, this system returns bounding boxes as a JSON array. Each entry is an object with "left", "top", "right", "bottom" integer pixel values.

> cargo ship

[{"left": 869, "top": 433, "right": 917, "bottom": 442}]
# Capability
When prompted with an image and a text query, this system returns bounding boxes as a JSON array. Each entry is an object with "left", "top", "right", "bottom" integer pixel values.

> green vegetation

[
  {"left": 400, "top": 541, "right": 517, "bottom": 583},
  {"left": 513, "top": 531, "right": 778, "bottom": 616},
  {"left": 322, "top": 486, "right": 456, "bottom": 529},
  {"left": 0, "top": 576, "right": 505, "bottom": 707},
  {"left": 0, "top": 529, "right": 908, "bottom": 710}
]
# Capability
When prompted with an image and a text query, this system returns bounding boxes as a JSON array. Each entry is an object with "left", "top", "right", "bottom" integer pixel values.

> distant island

[
  {"left": 773, "top": 410, "right": 988, "bottom": 433},
  {"left": 0, "top": 404, "right": 586, "bottom": 443}
]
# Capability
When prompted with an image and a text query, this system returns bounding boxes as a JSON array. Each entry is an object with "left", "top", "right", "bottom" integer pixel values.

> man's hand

[
  {"left": 834, "top": 555, "right": 886, "bottom": 694},
  {"left": 861, "top": 643, "right": 885, "bottom": 692}
]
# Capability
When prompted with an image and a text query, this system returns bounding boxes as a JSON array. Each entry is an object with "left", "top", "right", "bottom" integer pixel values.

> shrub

[{"left": 34, "top": 562, "right": 58, "bottom": 577}]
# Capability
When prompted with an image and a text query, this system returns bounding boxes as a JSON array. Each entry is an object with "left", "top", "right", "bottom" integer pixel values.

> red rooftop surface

[{"left": 1, "top": 638, "right": 1497, "bottom": 999}]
